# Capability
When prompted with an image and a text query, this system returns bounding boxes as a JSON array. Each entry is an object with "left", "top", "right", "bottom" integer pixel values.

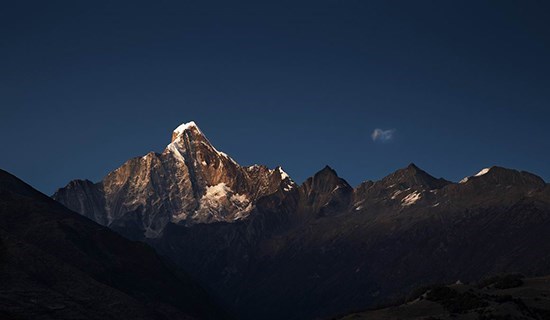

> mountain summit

[
  {"left": 171, "top": 120, "right": 202, "bottom": 142},
  {"left": 53, "top": 121, "right": 295, "bottom": 239}
]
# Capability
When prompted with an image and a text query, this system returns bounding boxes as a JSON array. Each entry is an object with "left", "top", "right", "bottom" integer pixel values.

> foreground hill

[
  {"left": 0, "top": 169, "right": 229, "bottom": 320},
  {"left": 54, "top": 121, "right": 550, "bottom": 320},
  {"left": 337, "top": 274, "right": 550, "bottom": 320}
]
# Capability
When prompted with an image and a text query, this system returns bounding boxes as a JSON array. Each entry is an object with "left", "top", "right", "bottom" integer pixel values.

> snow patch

[
  {"left": 402, "top": 191, "right": 422, "bottom": 206},
  {"left": 276, "top": 167, "right": 295, "bottom": 192},
  {"left": 278, "top": 167, "right": 290, "bottom": 180},
  {"left": 460, "top": 167, "right": 492, "bottom": 183},
  {"left": 475, "top": 168, "right": 491, "bottom": 177},
  {"left": 204, "top": 183, "right": 230, "bottom": 200},
  {"left": 180, "top": 183, "right": 253, "bottom": 223},
  {"left": 391, "top": 187, "right": 411, "bottom": 200}
]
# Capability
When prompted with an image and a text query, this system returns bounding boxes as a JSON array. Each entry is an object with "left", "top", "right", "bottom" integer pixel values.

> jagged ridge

[{"left": 53, "top": 121, "right": 295, "bottom": 239}]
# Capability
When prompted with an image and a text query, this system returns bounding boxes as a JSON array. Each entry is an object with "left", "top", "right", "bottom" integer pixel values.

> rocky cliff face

[{"left": 53, "top": 121, "right": 295, "bottom": 239}]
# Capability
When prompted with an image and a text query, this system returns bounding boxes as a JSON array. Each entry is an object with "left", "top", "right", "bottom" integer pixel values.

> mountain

[
  {"left": 0, "top": 168, "right": 230, "bottom": 320},
  {"left": 53, "top": 121, "right": 295, "bottom": 240},
  {"left": 54, "top": 121, "right": 550, "bottom": 320},
  {"left": 156, "top": 165, "right": 550, "bottom": 320}
]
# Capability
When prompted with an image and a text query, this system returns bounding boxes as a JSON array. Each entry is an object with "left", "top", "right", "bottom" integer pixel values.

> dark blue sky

[{"left": 1, "top": 1, "right": 549, "bottom": 195}]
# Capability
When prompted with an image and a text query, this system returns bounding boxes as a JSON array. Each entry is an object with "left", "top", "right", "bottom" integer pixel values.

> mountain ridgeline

[
  {"left": 53, "top": 121, "right": 550, "bottom": 320},
  {"left": 53, "top": 122, "right": 294, "bottom": 239}
]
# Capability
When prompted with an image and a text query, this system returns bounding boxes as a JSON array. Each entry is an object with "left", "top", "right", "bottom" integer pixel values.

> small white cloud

[{"left": 371, "top": 128, "right": 395, "bottom": 142}]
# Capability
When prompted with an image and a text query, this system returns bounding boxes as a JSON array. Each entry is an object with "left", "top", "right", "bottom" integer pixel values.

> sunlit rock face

[{"left": 53, "top": 121, "right": 295, "bottom": 239}]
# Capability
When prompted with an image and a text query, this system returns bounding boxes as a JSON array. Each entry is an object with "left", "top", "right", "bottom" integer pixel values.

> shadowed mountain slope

[
  {"left": 153, "top": 165, "right": 550, "bottom": 320},
  {"left": 0, "top": 169, "right": 230, "bottom": 320}
]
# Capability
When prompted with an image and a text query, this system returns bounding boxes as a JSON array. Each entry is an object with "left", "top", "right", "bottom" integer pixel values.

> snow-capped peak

[
  {"left": 165, "top": 120, "right": 242, "bottom": 166},
  {"left": 173, "top": 121, "right": 202, "bottom": 136}
]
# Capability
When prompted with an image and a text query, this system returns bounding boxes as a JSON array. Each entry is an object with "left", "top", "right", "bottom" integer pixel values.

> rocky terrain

[
  {"left": 53, "top": 122, "right": 294, "bottom": 240},
  {"left": 0, "top": 168, "right": 230, "bottom": 320},
  {"left": 337, "top": 274, "right": 550, "bottom": 320},
  {"left": 54, "top": 121, "right": 550, "bottom": 320}
]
